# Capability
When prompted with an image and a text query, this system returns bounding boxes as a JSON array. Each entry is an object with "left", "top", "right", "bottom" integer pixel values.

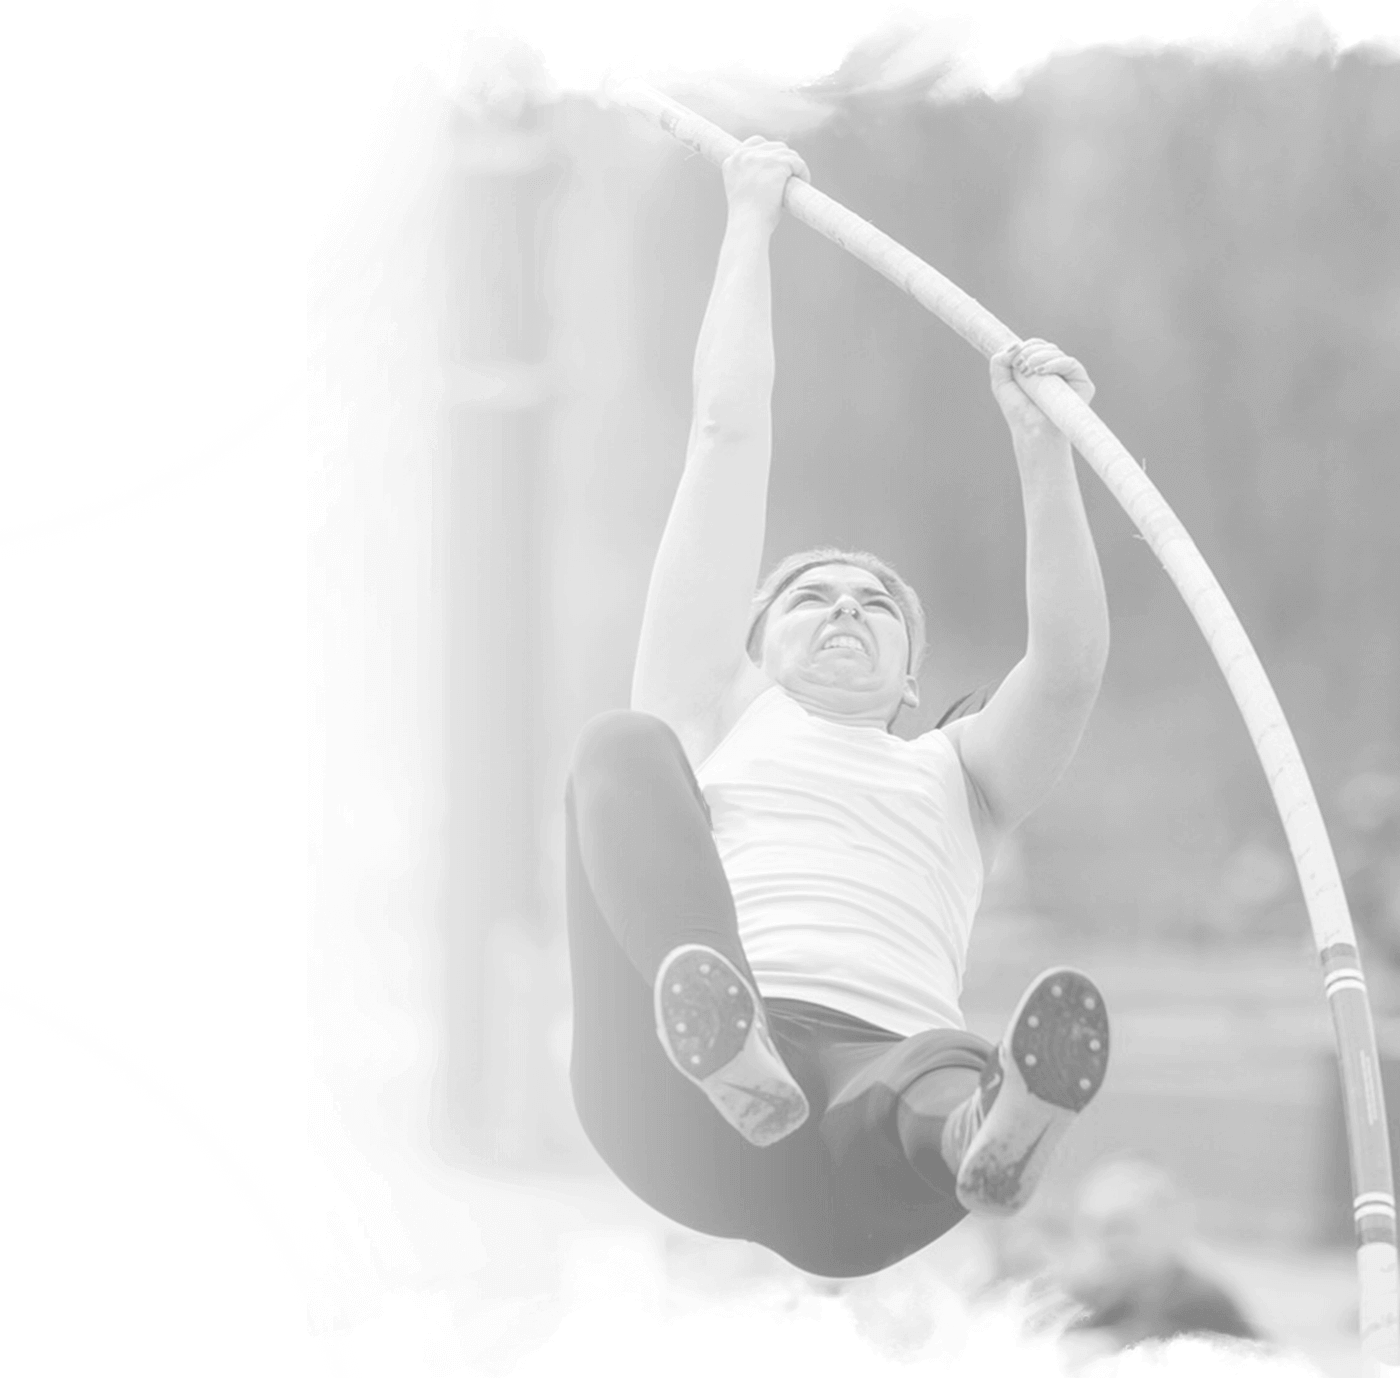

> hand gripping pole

[{"left": 609, "top": 77, "right": 1400, "bottom": 1371}]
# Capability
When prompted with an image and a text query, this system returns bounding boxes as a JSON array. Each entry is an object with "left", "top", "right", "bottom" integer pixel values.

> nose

[{"left": 833, "top": 596, "right": 862, "bottom": 620}]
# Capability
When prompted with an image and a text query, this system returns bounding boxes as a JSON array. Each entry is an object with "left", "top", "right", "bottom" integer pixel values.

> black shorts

[{"left": 580, "top": 994, "right": 991, "bottom": 1277}]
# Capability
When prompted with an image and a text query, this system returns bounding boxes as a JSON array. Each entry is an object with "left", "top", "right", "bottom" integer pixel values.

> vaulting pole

[{"left": 608, "top": 76, "right": 1400, "bottom": 1371}]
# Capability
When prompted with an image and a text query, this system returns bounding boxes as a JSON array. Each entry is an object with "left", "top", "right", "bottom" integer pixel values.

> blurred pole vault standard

[{"left": 608, "top": 77, "right": 1400, "bottom": 1374}]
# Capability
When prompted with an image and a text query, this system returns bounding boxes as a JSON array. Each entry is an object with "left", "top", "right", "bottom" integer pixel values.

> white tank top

[{"left": 695, "top": 686, "right": 984, "bottom": 1036}]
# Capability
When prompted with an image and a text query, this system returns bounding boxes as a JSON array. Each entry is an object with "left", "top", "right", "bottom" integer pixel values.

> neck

[{"left": 782, "top": 684, "right": 897, "bottom": 731}]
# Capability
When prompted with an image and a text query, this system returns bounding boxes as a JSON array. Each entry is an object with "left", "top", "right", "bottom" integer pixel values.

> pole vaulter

[{"left": 607, "top": 77, "right": 1399, "bottom": 1372}]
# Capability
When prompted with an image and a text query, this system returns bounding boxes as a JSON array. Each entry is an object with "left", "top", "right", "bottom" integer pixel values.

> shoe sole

[
  {"left": 956, "top": 967, "right": 1109, "bottom": 1215},
  {"left": 654, "top": 944, "right": 809, "bottom": 1148}
]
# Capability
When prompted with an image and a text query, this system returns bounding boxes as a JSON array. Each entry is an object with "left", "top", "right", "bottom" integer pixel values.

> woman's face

[{"left": 757, "top": 563, "right": 919, "bottom": 722}]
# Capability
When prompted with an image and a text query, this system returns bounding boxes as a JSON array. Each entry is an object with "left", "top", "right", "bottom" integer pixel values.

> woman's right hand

[{"left": 721, "top": 136, "right": 810, "bottom": 232}]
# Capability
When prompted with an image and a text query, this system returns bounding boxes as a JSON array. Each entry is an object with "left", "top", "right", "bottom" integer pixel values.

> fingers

[
  {"left": 989, "top": 343, "right": 1017, "bottom": 383},
  {"left": 1011, "top": 338, "right": 1077, "bottom": 374},
  {"left": 721, "top": 139, "right": 811, "bottom": 228},
  {"left": 991, "top": 338, "right": 1096, "bottom": 416},
  {"left": 992, "top": 341, "right": 1060, "bottom": 377},
  {"left": 1012, "top": 338, "right": 1085, "bottom": 376},
  {"left": 727, "top": 138, "right": 809, "bottom": 181},
  {"left": 1008, "top": 338, "right": 1094, "bottom": 393}
]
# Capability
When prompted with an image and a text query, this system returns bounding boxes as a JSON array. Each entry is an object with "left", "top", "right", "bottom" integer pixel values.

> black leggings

[{"left": 564, "top": 710, "right": 993, "bottom": 1278}]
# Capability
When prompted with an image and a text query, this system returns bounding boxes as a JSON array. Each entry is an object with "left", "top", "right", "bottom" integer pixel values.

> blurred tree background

[{"left": 546, "top": 43, "right": 1400, "bottom": 946}]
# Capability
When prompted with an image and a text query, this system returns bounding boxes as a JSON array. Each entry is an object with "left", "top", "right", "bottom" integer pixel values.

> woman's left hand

[{"left": 990, "top": 338, "right": 1095, "bottom": 447}]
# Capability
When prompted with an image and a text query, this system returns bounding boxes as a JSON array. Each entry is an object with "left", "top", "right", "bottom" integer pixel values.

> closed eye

[{"left": 785, "top": 584, "right": 901, "bottom": 616}]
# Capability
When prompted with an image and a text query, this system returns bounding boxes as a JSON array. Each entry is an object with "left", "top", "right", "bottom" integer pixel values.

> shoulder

[{"left": 917, "top": 719, "right": 961, "bottom": 759}]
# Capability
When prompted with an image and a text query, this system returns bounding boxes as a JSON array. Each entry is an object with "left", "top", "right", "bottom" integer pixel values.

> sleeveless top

[{"left": 695, "top": 686, "right": 984, "bottom": 1036}]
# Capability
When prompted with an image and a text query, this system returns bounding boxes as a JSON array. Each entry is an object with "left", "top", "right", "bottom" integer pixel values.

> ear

[{"left": 901, "top": 676, "right": 920, "bottom": 709}]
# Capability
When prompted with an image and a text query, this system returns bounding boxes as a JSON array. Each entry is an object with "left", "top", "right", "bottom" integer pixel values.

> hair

[{"left": 745, "top": 547, "right": 928, "bottom": 675}]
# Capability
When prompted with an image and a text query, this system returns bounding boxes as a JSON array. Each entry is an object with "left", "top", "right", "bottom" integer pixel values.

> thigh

[
  {"left": 793, "top": 1016, "right": 994, "bottom": 1277},
  {"left": 567, "top": 711, "right": 755, "bottom": 985},
  {"left": 565, "top": 803, "right": 761, "bottom": 1241}
]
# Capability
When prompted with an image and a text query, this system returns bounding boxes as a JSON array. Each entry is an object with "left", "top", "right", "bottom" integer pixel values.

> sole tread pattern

[
  {"left": 653, "top": 945, "right": 809, "bottom": 1148},
  {"left": 955, "top": 967, "right": 1110, "bottom": 1216},
  {"left": 1009, "top": 969, "right": 1110, "bottom": 1111}
]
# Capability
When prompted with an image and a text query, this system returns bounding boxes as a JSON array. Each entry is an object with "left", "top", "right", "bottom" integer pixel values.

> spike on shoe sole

[
  {"left": 654, "top": 944, "right": 809, "bottom": 1148},
  {"left": 954, "top": 967, "right": 1110, "bottom": 1215}
]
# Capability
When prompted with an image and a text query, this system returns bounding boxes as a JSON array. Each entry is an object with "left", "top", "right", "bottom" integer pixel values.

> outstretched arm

[
  {"left": 942, "top": 340, "right": 1110, "bottom": 839},
  {"left": 630, "top": 139, "right": 808, "bottom": 755}
]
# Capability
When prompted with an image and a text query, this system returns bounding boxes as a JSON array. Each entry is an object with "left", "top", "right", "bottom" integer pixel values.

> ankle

[
  {"left": 895, "top": 1072, "right": 981, "bottom": 1187},
  {"left": 939, "top": 1093, "right": 977, "bottom": 1176}
]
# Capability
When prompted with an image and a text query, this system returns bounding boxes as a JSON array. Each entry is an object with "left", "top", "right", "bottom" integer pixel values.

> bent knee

[{"left": 569, "top": 710, "right": 682, "bottom": 784}]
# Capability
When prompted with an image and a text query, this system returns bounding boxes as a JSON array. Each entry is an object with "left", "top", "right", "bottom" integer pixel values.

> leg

[
  {"left": 761, "top": 986, "right": 1105, "bottom": 1272},
  {"left": 768, "top": 1004, "right": 994, "bottom": 1276},
  {"left": 567, "top": 710, "right": 750, "bottom": 981},
  {"left": 564, "top": 795, "right": 748, "bottom": 1238},
  {"left": 566, "top": 711, "right": 807, "bottom": 1150},
  {"left": 940, "top": 968, "right": 1111, "bottom": 1215},
  {"left": 895, "top": 1065, "right": 983, "bottom": 1191}
]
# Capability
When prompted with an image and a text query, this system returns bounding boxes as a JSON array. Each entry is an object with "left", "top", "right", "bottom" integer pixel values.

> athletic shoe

[
  {"left": 653, "top": 943, "right": 810, "bottom": 1148},
  {"left": 943, "top": 967, "right": 1110, "bottom": 1215}
]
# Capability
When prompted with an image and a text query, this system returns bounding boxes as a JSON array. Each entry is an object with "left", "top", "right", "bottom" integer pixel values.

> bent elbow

[
  {"left": 1075, "top": 639, "right": 1110, "bottom": 699},
  {"left": 1028, "top": 629, "right": 1109, "bottom": 701},
  {"left": 1070, "top": 612, "right": 1111, "bottom": 691},
  {"left": 1086, "top": 625, "right": 1110, "bottom": 687},
  {"left": 690, "top": 410, "right": 762, "bottom": 447}
]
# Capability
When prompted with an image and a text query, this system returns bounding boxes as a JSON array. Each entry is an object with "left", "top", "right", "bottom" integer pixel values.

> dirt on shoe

[
  {"left": 654, "top": 944, "right": 810, "bottom": 1148},
  {"left": 954, "top": 968, "right": 1110, "bottom": 1215}
]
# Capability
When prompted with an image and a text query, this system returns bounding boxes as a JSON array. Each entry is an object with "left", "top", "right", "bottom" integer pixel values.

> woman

[{"left": 564, "top": 137, "right": 1111, "bottom": 1278}]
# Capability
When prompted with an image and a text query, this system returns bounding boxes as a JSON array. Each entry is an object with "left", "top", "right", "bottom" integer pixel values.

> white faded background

[{"left": 3, "top": 2, "right": 1399, "bottom": 1375}]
